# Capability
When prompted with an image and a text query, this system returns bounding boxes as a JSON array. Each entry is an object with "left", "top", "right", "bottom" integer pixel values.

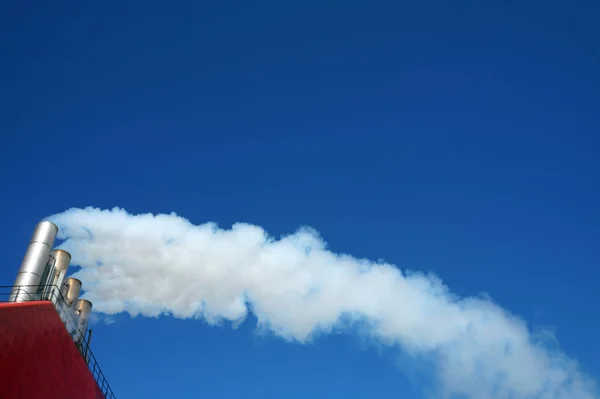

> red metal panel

[{"left": 0, "top": 301, "right": 105, "bottom": 399}]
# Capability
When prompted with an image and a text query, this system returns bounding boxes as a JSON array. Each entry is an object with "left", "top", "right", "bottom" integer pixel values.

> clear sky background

[{"left": 1, "top": 1, "right": 599, "bottom": 398}]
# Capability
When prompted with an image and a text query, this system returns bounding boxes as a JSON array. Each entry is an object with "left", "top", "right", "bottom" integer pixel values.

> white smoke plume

[{"left": 49, "top": 207, "right": 596, "bottom": 399}]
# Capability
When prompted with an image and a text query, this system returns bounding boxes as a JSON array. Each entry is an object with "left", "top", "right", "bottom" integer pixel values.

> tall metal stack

[
  {"left": 74, "top": 299, "right": 93, "bottom": 343},
  {"left": 48, "top": 249, "right": 71, "bottom": 299},
  {"left": 61, "top": 277, "right": 82, "bottom": 307},
  {"left": 9, "top": 221, "right": 58, "bottom": 302}
]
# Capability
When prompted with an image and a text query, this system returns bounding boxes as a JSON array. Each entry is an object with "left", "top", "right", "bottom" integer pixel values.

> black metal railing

[{"left": 0, "top": 285, "right": 116, "bottom": 399}]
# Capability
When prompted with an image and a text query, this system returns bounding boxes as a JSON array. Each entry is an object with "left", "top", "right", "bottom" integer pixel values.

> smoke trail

[{"left": 49, "top": 207, "right": 596, "bottom": 399}]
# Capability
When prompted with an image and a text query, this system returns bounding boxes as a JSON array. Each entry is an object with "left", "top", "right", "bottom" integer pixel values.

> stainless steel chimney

[
  {"left": 48, "top": 249, "right": 71, "bottom": 304},
  {"left": 60, "top": 278, "right": 82, "bottom": 340},
  {"left": 9, "top": 221, "right": 59, "bottom": 302},
  {"left": 60, "top": 277, "right": 82, "bottom": 308},
  {"left": 74, "top": 299, "right": 93, "bottom": 343}
]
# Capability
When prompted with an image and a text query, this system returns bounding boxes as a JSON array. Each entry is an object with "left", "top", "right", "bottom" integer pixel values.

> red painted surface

[{"left": 0, "top": 301, "right": 104, "bottom": 399}]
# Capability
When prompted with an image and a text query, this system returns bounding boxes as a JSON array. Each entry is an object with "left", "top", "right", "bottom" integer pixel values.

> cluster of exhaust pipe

[{"left": 9, "top": 221, "right": 93, "bottom": 344}]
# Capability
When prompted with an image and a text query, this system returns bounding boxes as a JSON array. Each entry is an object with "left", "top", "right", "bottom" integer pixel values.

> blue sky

[{"left": 1, "top": 1, "right": 599, "bottom": 398}]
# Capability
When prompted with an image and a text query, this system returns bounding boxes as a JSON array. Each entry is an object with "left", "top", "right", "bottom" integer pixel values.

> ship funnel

[
  {"left": 48, "top": 250, "right": 71, "bottom": 303},
  {"left": 10, "top": 221, "right": 58, "bottom": 302},
  {"left": 74, "top": 299, "right": 93, "bottom": 343},
  {"left": 60, "top": 277, "right": 82, "bottom": 308}
]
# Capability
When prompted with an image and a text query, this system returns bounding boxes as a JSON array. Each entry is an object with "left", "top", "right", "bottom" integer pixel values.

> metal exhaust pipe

[
  {"left": 48, "top": 249, "right": 71, "bottom": 304},
  {"left": 59, "top": 277, "right": 82, "bottom": 335},
  {"left": 74, "top": 299, "right": 93, "bottom": 344},
  {"left": 60, "top": 277, "right": 82, "bottom": 308},
  {"left": 10, "top": 221, "right": 58, "bottom": 302}
]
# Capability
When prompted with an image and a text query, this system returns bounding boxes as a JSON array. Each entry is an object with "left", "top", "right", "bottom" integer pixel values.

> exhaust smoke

[{"left": 49, "top": 207, "right": 596, "bottom": 399}]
